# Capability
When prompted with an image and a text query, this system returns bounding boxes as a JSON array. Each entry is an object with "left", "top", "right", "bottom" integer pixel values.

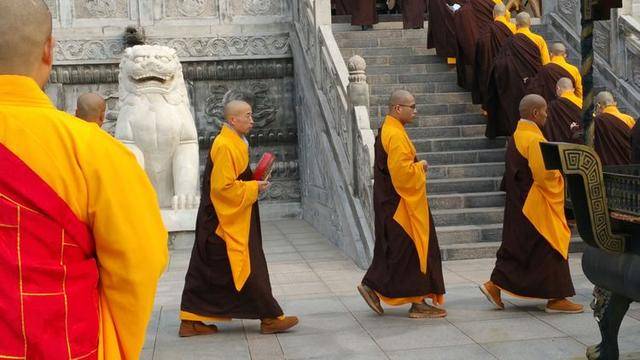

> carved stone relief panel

[
  {"left": 231, "top": 0, "right": 283, "bottom": 16},
  {"left": 73, "top": 0, "right": 129, "bottom": 18},
  {"left": 164, "top": 0, "right": 218, "bottom": 18},
  {"left": 594, "top": 22, "right": 611, "bottom": 61},
  {"left": 45, "top": 0, "right": 58, "bottom": 19},
  {"left": 559, "top": 0, "right": 578, "bottom": 15}
]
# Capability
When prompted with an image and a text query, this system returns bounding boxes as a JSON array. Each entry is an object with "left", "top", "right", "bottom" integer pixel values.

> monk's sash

[{"left": 0, "top": 143, "right": 99, "bottom": 360}]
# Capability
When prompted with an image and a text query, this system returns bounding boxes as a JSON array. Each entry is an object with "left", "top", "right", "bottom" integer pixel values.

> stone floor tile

[
  {"left": 153, "top": 340, "right": 251, "bottom": 360},
  {"left": 445, "top": 297, "right": 530, "bottom": 324},
  {"left": 278, "top": 296, "right": 348, "bottom": 316},
  {"left": 387, "top": 344, "right": 495, "bottom": 360},
  {"left": 454, "top": 316, "right": 566, "bottom": 344},
  {"left": 534, "top": 311, "right": 640, "bottom": 338},
  {"left": 339, "top": 295, "right": 377, "bottom": 313},
  {"left": 277, "top": 329, "right": 381, "bottom": 359},
  {"left": 271, "top": 271, "right": 321, "bottom": 285},
  {"left": 268, "top": 262, "right": 311, "bottom": 274},
  {"left": 265, "top": 251, "right": 305, "bottom": 263},
  {"left": 280, "top": 281, "right": 332, "bottom": 297},
  {"left": 275, "top": 312, "right": 363, "bottom": 337},
  {"left": 368, "top": 322, "right": 474, "bottom": 351},
  {"left": 246, "top": 335, "right": 285, "bottom": 359},
  {"left": 482, "top": 337, "right": 587, "bottom": 360},
  {"left": 140, "top": 348, "right": 154, "bottom": 360},
  {"left": 144, "top": 310, "right": 161, "bottom": 350}
]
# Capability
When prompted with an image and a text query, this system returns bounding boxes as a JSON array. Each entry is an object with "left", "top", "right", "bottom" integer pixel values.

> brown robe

[
  {"left": 525, "top": 63, "right": 574, "bottom": 103},
  {"left": 361, "top": 127, "right": 445, "bottom": 299},
  {"left": 333, "top": 0, "right": 352, "bottom": 15},
  {"left": 181, "top": 143, "right": 283, "bottom": 320},
  {"left": 544, "top": 98, "right": 584, "bottom": 144},
  {"left": 402, "top": 0, "right": 427, "bottom": 29},
  {"left": 486, "top": 34, "right": 543, "bottom": 138},
  {"left": 428, "top": 0, "right": 466, "bottom": 58},
  {"left": 491, "top": 131, "right": 575, "bottom": 299},
  {"left": 593, "top": 113, "right": 634, "bottom": 166},
  {"left": 473, "top": 20, "right": 513, "bottom": 106},
  {"left": 454, "top": 0, "right": 496, "bottom": 91},
  {"left": 352, "top": 0, "right": 378, "bottom": 26},
  {"left": 633, "top": 121, "right": 640, "bottom": 163}
]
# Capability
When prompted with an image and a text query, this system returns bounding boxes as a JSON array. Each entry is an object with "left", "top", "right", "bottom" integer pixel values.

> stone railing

[
  {"left": 543, "top": 0, "right": 640, "bottom": 115},
  {"left": 291, "top": 0, "right": 375, "bottom": 267}
]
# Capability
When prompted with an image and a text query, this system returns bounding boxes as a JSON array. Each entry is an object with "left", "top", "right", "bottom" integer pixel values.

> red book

[{"left": 253, "top": 152, "right": 276, "bottom": 181}]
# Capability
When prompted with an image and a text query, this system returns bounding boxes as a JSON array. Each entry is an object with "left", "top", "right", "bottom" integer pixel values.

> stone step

[
  {"left": 409, "top": 113, "right": 487, "bottom": 127},
  {"left": 406, "top": 124, "right": 485, "bottom": 139},
  {"left": 428, "top": 177, "right": 502, "bottom": 194},
  {"left": 341, "top": 47, "right": 436, "bottom": 58},
  {"left": 429, "top": 162, "right": 505, "bottom": 180},
  {"left": 365, "top": 63, "right": 453, "bottom": 75},
  {"left": 370, "top": 92, "right": 470, "bottom": 106},
  {"left": 432, "top": 207, "right": 504, "bottom": 227},
  {"left": 336, "top": 36, "right": 428, "bottom": 49},
  {"left": 419, "top": 148, "right": 506, "bottom": 165},
  {"left": 436, "top": 223, "right": 503, "bottom": 245},
  {"left": 333, "top": 28, "right": 428, "bottom": 40},
  {"left": 370, "top": 103, "right": 481, "bottom": 118},
  {"left": 429, "top": 191, "right": 505, "bottom": 210},
  {"left": 440, "top": 237, "right": 586, "bottom": 261},
  {"left": 355, "top": 54, "right": 444, "bottom": 66},
  {"left": 369, "top": 81, "right": 463, "bottom": 95},
  {"left": 412, "top": 137, "right": 507, "bottom": 153},
  {"left": 367, "top": 71, "right": 457, "bottom": 85}
]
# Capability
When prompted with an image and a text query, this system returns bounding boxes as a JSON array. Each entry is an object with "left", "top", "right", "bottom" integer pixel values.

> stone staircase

[{"left": 333, "top": 22, "right": 583, "bottom": 260}]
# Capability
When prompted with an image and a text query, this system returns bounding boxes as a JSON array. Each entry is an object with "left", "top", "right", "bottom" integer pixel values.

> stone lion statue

[{"left": 115, "top": 44, "right": 199, "bottom": 209}]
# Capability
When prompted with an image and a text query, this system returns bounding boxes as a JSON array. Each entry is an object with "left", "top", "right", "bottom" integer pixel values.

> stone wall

[{"left": 44, "top": 0, "right": 301, "bottom": 206}]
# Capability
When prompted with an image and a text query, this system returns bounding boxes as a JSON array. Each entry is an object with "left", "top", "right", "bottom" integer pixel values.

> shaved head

[
  {"left": 595, "top": 91, "right": 615, "bottom": 107},
  {"left": 520, "top": 94, "right": 548, "bottom": 126},
  {"left": 388, "top": 90, "right": 413, "bottom": 107},
  {"left": 493, "top": 3, "right": 507, "bottom": 17},
  {"left": 224, "top": 100, "right": 251, "bottom": 121},
  {"left": 0, "top": 0, "right": 53, "bottom": 82},
  {"left": 556, "top": 77, "right": 574, "bottom": 96},
  {"left": 388, "top": 90, "right": 417, "bottom": 124},
  {"left": 223, "top": 100, "right": 253, "bottom": 135},
  {"left": 515, "top": 12, "right": 531, "bottom": 28},
  {"left": 76, "top": 93, "right": 106, "bottom": 126},
  {"left": 550, "top": 42, "right": 567, "bottom": 56}
]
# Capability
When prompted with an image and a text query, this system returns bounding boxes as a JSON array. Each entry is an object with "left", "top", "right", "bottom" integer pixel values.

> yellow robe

[
  {"left": 550, "top": 55, "right": 583, "bottom": 98},
  {"left": 0, "top": 75, "right": 168, "bottom": 359},
  {"left": 496, "top": 15, "right": 516, "bottom": 33},
  {"left": 602, "top": 105, "right": 636, "bottom": 129},
  {"left": 560, "top": 90, "right": 583, "bottom": 109},
  {"left": 211, "top": 125, "right": 259, "bottom": 292},
  {"left": 517, "top": 27, "right": 551, "bottom": 65},
  {"left": 374, "top": 116, "right": 444, "bottom": 306},
  {"left": 516, "top": 120, "right": 571, "bottom": 259}
]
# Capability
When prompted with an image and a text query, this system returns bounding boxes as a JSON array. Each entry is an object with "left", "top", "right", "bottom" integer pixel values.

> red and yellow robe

[
  {"left": 180, "top": 125, "right": 283, "bottom": 321},
  {"left": 590, "top": 105, "right": 636, "bottom": 166},
  {"left": 491, "top": 120, "right": 575, "bottom": 299},
  {"left": 544, "top": 90, "right": 584, "bottom": 143},
  {"left": 0, "top": 75, "right": 168, "bottom": 359},
  {"left": 362, "top": 115, "right": 445, "bottom": 306}
]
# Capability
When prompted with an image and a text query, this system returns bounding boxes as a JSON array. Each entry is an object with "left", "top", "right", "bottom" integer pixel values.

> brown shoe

[
  {"left": 260, "top": 316, "right": 299, "bottom": 334},
  {"left": 408, "top": 301, "right": 447, "bottom": 318},
  {"left": 178, "top": 320, "right": 218, "bottom": 337},
  {"left": 479, "top": 281, "right": 505, "bottom": 310},
  {"left": 357, "top": 284, "right": 384, "bottom": 315},
  {"left": 546, "top": 298, "right": 584, "bottom": 314}
]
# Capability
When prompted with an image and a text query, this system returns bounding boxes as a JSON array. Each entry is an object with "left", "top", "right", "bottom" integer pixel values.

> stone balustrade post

[{"left": 347, "top": 55, "right": 370, "bottom": 109}]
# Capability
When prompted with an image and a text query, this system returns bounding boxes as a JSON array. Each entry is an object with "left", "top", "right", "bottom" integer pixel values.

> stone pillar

[{"left": 347, "top": 55, "right": 370, "bottom": 108}]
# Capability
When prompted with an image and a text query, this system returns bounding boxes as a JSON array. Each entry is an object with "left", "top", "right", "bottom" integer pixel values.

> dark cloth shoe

[
  {"left": 408, "top": 301, "right": 447, "bottom": 318},
  {"left": 178, "top": 320, "right": 218, "bottom": 337},
  {"left": 480, "top": 281, "right": 505, "bottom": 310},
  {"left": 260, "top": 316, "right": 299, "bottom": 334},
  {"left": 357, "top": 283, "right": 384, "bottom": 315}
]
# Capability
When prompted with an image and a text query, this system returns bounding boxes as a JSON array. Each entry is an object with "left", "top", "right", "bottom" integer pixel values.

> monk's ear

[{"left": 43, "top": 35, "right": 55, "bottom": 66}]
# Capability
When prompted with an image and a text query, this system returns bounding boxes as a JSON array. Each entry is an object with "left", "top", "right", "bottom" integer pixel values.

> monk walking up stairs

[{"left": 525, "top": 42, "right": 583, "bottom": 102}]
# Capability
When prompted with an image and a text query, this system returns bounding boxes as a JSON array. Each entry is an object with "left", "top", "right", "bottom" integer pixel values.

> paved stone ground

[{"left": 145, "top": 220, "right": 640, "bottom": 360}]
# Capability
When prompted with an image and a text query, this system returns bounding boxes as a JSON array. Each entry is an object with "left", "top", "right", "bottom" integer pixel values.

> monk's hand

[
  {"left": 419, "top": 160, "right": 428, "bottom": 171},
  {"left": 258, "top": 181, "right": 271, "bottom": 194}
]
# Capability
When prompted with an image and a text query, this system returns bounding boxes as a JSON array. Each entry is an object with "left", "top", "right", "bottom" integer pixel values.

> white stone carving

[
  {"left": 559, "top": 0, "right": 578, "bottom": 15},
  {"left": 177, "top": 0, "right": 206, "bottom": 17},
  {"left": 115, "top": 45, "right": 200, "bottom": 209},
  {"left": 84, "top": 0, "right": 117, "bottom": 17},
  {"left": 55, "top": 39, "right": 125, "bottom": 62},
  {"left": 243, "top": 0, "right": 275, "bottom": 15}
]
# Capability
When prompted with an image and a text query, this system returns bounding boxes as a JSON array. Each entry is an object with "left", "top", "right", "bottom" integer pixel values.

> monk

[
  {"left": 401, "top": 0, "right": 427, "bottom": 29},
  {"left": 473, "top": 3, "right": 516, "bottom": 107},
  {"left": 357, "top": 90, "right": 446, "bottom": 319},
  {"left": 543, "top": 78, "right": 584, "bottom": 143},
  {"left": 633, "top": 121, "right": 640, "bottom": 163},
  {"left": 75, "top": 92, "right": 106, "bottom": 127},
  {"left": 481, "top": 95, "right": 583, "bottom": 314},
  {"left": 454, "top": 0, "right": 509, "bottom": 91},
  {"left": 428, "top": 0, "right": 464, "bottom": 59},
  {"left": 352, "top": 0, "right": 378, "bottom": 30},
  {"left": 0, "top": 1, "right": 168, "bottom": 359},
  {"left": 525, "top": 42, "right": 583, "bottom": 102},
  {"left": 180, "top": 100, "right": 298, "bottom": 336},
  {"left": 586, "top": 91, "right": 637, "bottom": 166},
  {"left": 333, "top": 0, "right": 352, "bottom": 15},
  {"left": 485, "top": 12, "right": 550, "bottom": 138}
]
